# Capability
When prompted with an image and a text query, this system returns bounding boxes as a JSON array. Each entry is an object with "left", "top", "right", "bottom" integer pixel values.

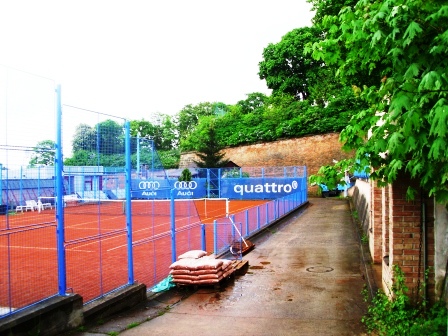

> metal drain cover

[{"left": 306, "top": 266, "right": 334, "bottom": 273}]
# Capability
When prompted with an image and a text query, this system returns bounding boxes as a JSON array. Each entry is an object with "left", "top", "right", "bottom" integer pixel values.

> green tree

[
  {"left": 130, "top": 116, "right": 179, "bottom": 168},
  {"left": 178, "top": 168, "right": 192, "bottom": 181},
  {"left": 307, "top": 0, "right": 359, "bottom": 28},
  {"left": 157, "top": 149, "right": 180, "bottom": 169},
  {"left": 71, "top": 120, "right": 123, "bottom": 156},
  {"left": 130, "top": 119, "right": 157, "bottom": 139},
  {"left": 311, "top": 0, "right": 448, "bottom": 202},
  {"left": 193, "top": 117, "right": 229, "bottom": 168},
  {"left": 177, "top": 102, "right": 215, "bottom": 144},
  {"left": 72, "top": 124, "right": 96, "bottom": 153},
  {"left": 258, "top": 27, "right": 325, "bottom": 100},
  {"left": 29, "top": 140, "right": 55, "bottom": 167},
  {"left": 235, "top": 92, "right": 268, "bottom": 115},
  {"left": 97, "top": 119, "right": 124, "bottom": 155},
  {"left": 153, "top": 113, "right": 178, "bottom": 150},
  {"left": 131, "top": 114, "right": 178, "bottom": 151},
  {"left": 64, "top": 149, "right": 97, "bottom": 166}
]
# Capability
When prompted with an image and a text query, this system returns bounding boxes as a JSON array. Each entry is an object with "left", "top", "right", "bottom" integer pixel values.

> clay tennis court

[{"left": 0, "top": 199, "right": 267, "bottom": 309}]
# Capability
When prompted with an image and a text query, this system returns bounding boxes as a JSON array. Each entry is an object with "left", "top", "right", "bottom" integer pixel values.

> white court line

[
  {"left": 1, "top": 218, "right": 173, "bottom": 253},
  {"left": 0, "top": 307, "right": 15, "bottom": 315},
  {"left": 107, "top": 219, "right": 186, "bottom": 252},
  {"left": 67, "top": 215, "right": 124, "bottom": 229},
  {"left": 107, "top": 221, "right": 171, "bottom": 252},
  {"left": 0, "top": 244, "right": 56, "bottom": 251},
  {"left": 0, "top": 244, "right": 94, "bottom": 253}
]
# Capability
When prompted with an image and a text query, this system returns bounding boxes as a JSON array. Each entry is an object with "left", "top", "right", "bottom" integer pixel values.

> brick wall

[
  {"left": 370, "top": 177, "right": 383, "bottom": 264},
  {"left": 375, "top": 174, "right": 435, "bottom": 302},
  {"left": 179, "top": 132, "right": 353, "bottom": 181}
]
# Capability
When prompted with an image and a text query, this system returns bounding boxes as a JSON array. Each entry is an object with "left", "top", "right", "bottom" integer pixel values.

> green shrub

[{"left": 362, "top": 265, "right": 447, "bottom": 335}]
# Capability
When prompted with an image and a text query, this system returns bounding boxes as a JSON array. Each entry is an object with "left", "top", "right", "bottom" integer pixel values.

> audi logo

[
  {"left": 138, "top": 181, "right": 161, "bottom": 190},
  {"left": 174, "top": 181, "right": 197, "bottom": 190}
]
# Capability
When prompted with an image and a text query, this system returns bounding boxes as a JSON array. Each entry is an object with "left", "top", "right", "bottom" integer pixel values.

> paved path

[{"left": 75, "top": 197, "right": 371, "bottom": 336}]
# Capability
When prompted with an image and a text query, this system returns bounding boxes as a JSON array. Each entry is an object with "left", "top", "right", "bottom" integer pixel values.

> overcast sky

[{"left": 0, "top": 0, "right": 314, "bottom": 167}]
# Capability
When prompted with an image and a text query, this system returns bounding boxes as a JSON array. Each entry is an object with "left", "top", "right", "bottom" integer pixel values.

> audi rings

[
  {"left": 138, "top": 181, "right": 161, "bottom": 190},
  {"left": 174, "top": 181, "right": 197, "bottom": 190}
]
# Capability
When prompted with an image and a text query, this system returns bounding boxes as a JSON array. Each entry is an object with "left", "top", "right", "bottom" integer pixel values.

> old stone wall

[{"left": 179, "top": 133, "right": 353, "bottom": 178}]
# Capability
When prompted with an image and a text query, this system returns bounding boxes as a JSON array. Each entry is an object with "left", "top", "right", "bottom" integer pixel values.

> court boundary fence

[{"left": 0, "top": 84, "right": 308, "bottom": 320}]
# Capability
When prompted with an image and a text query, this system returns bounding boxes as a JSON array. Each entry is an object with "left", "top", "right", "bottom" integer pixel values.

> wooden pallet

[
  {"left": 175, "top": 271, "right": 236, "bottom": 290},
  {"left": 232, "top": 259, "right": 249, "bottom": 275}
]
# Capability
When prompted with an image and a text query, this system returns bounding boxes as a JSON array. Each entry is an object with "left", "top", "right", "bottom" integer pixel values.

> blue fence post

[
  {"left": 304, "top": 167, "right": 308, "bottom": 202},
  {"left": 55, "top": 84, "right": 66, "bottom": 296},
  {"left": 218, "top": 169, "right": 221, "bottom": 198},
  {"left": 213, "top": 220, "right": 218, "bottom": 254},
  {"left": 277, "top": 198, "right": 280, "bottom": 217},
  {"left": 274, "top": 199, "right": 278, "bottom": 220},
  {"left": 201, "top": 224, "right": 206, "bottom": 251},
  {"left": 124, "top": 121, "right": 134, "bottom": 284},
  {"left": 37, "top": 166, "right": 41, "bottom": 199},
  {"left": 19, "top": 167, "right": 23, "bottom": 204},
  {"left": 265, "top": 203, "right": 269, "bottom": 225},
  {"left": 206, "top": 169, "right": 210, "bottom": 198},
  {"left": 245, "top": 210, "right": 249, "bottom": 236},
  {"left": 170, "top": 189, "right": 177, "bottom": 263}
]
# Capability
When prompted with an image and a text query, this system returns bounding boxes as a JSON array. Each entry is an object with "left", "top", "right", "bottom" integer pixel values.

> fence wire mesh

[{"left": 0, "top": 67, "right": 308, "bottom": 318}]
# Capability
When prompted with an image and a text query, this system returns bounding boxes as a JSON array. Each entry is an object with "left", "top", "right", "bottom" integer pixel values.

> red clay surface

[{"left": 0, "top": 200, "right": 267, "bottom": 309}]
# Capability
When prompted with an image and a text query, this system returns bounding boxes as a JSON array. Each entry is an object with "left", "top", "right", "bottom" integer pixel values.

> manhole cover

[{"left": 306, "top": 266, "right": 334, "bottom": 273}]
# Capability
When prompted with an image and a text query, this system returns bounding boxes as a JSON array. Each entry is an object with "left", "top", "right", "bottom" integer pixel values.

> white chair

[
  {"left": 15, "top": 205, "right": 26, "bottom": 212},
  {"left": 16, "top": 201, "right": 35, "bottom": 212},
  {"left": 37, "top": 200, "right": 53, "bottom": 211},
  {"left": 25, "top": 200, "right": 38, "bottom": 211}
]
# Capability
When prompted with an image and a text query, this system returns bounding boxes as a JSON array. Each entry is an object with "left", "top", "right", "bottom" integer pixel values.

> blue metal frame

[
  {"left": 124, "top": 121, "right": 134, "bottom": 284},
  {"left": 55, "top": 84, "right": 66, "bottom": 296}
]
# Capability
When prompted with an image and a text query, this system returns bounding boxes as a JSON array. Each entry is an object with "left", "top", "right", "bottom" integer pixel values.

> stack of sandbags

[{"left": 169, "top": 250, "right": 235, "bottom": 285}]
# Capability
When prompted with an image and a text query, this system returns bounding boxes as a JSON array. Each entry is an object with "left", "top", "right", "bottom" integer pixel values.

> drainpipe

[{"left": 421, "top": 196, "right": 427, "bottom": 304}]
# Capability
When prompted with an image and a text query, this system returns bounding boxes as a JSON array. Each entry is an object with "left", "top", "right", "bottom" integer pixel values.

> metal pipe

[
  {"left": 170, "top": 189, "right": 177, "bottom": 263},
  {"left": 55, "top": 84, "right": 66, "bottom": 296},
  {"left": 124, "top": 121, "right": 134, "bottom": 284},
  {"left": 422, "top": 199, "right": 427, "bottom": 303}
]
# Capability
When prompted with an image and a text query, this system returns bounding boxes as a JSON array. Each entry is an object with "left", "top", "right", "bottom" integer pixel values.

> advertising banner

[
  {"left": 131, "top": 178, "right": 207, "bottom": 199},
  {"left": 132, "top": 177, "right": 306, "bottom": 200},
  {"left": 220, "top": 177, "right": 306, "bottom": 199}
]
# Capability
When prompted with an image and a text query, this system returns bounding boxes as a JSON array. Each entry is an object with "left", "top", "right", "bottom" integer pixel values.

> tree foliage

[
  {"left": 258, "top": 27, "right": 326, "bottom": 100},
  {"left": 178, "top": 168, "right": 192, "bottom": 182},
  {"left": 130, "top": 113, "right": 178, "bottom": 151},
  {"left": 311, "top": 0, "right": 448, "bottom": 203},
  {"left": 192, "top": 117, "right": 229, "bottom": 168},
  {"left": 97, "top": 120, "right": 124, "bottom": 155},
  {"left": 29, "top": 140, "right": 55, "bottom": 167},
  {"left": 71, "top": 120, "right": 124, "bottom": 155},
  {"left": 307, "top": 0, "right": 358, "bottom": 25},
  {"left": 72, "top": 124, "right": 97, "bottom": 153},
  {"left": 177, "top": 102, "right": 216, "bottom": 144},
  {"left": 235, "top": 92, "right": 269, "bottom": 114}
]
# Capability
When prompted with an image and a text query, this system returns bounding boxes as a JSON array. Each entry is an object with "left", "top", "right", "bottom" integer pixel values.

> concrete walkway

[{"left": 72, "top": 197, "right": 373, "bottom": 336}]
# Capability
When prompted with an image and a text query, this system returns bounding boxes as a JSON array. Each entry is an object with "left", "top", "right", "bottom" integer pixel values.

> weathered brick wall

[
  {"left": 377, "top": 174, "right": 436, "bottom": 302},
  {"left": 179, "top": 133, "right": 353, "bottom": 178}
]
